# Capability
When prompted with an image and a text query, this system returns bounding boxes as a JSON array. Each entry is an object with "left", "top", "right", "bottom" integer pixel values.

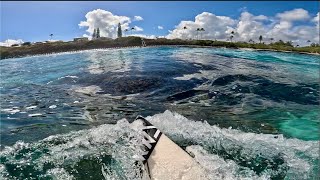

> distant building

[
  {"left": 34, "top": 42, "right": 44, "bottom": 45},
  {"left": 44, "top": 40, "right": 60, "bottom": 43},
  {"left": 73, "top": 37, "right": 89, "bottom": 42},
  {"left": 96, "top": 37, "right": 112, "bottom": 41}
]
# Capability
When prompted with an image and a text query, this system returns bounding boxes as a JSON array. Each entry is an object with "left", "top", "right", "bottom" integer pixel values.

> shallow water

[{"left": 0, "top": 47, "right": 319, "bottom": 179}]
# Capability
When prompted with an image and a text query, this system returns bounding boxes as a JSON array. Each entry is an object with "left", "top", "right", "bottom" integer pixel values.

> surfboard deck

[{"left": 136, "top": 116, "right": 207, "bottom": 180}]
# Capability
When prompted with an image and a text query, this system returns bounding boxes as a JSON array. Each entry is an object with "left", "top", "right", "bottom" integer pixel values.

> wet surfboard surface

[{"left": 137, "top": 116, "right": 208, "bottom": 180}]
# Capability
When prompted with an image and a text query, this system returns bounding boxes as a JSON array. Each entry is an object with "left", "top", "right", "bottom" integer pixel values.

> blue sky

[{"left": 1, "top": 1, "right": 319, "bottom": 44}]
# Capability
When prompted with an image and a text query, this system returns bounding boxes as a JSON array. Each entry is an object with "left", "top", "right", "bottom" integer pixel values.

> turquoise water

[{"left": 0, "top": 47, "right": 319, "bottom": 179}]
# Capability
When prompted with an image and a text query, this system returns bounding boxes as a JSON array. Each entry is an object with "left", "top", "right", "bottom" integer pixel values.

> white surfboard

[{"left": 136, "top": 116, "right": 208, "bottom": 180}]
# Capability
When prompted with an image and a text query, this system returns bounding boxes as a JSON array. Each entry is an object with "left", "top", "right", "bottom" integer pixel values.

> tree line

[{"left": 181, "top": 26, "right": 317, "bottom": 47}]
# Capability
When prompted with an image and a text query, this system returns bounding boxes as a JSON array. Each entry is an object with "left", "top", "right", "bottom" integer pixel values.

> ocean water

[{"left": 0, "top": 47, "right": 319, "bottom": 179}]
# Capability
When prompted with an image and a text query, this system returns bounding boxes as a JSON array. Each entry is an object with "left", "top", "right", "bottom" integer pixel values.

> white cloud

[
  {"left": 130, "top": 34, "right": 157, "bottom": 39},
  {"left": 83, "top": 34, "right": 90, "bottom": 38},
  {"left": 79, "top": 8, "right": 317, "bottom": 46},
  {"left": 167, "top": 9, "right": 318, "bottom": 46},
  {"left": 79, "top": 9, "right": 131, "bottom": 39},
  {"left": 312, "top": 12, "right": 319, "bottom": 29},
  {"left": 267, "top": 9, "right": 317, "bottom": 45},
  {"left": 133, "top": 16, "right": 143, "bottom": 21},
  {"left": 133, "top": 26, "right": 143, "bottom": 32},
  {"left": 254, "top": 15, "right": 268, "bottom": 21},
  {"left": 167, "top": 12, "right": 236, "bottom": 40},
  {"left": 276, "top": 8, "right": 310, "bottom": 22},
  {"left": 234, "top": 12, "right": 267, "bottom": 42},
  {"left": 312, "top": 12, "right": 319, "bottom": 23},
  {"left": 0, "top": 39, "right": 24, "bottom": 47}
]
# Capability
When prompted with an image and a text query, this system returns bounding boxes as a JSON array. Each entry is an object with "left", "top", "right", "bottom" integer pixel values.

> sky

[{"left": 1, "top": 1, "right": 319, "bottom": 46}]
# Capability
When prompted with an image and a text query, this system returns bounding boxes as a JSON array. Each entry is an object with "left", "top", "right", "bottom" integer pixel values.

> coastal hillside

[{"left": 1, "top": 37, "right": 319, "bottom": 59}]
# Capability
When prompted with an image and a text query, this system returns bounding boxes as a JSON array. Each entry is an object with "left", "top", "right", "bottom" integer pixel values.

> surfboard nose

[
  {"left": 136, "top": 116, "right": 163, "bottom": 163},
  {"left": 135, "top": 115, "right": 208, "bottom": 180}
]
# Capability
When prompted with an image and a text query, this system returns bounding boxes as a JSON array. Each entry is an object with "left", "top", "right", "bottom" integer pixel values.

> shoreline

[
  {"left": 176, "top": 45, "right": 320, "bottom": 56},
  {"left": 1, "top": 44, "right": 319, "bottom": 61},
  {"left": 2, "top": 45, "right": 319, "bottom": 61},
  {"left": 243, "top": 48, "right": 320, "bottom": 56},
  {"left": 1, "top": 38, "right": 319, "bottom": 60}
]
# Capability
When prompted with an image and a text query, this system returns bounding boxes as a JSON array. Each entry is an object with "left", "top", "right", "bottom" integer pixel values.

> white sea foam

[
  {"left": 28, "top": 113, "right": 43, "bottom": 117},
  {"left": 49, "top": 105, "right": 57, "bottom": 109},
  {"left": 25, "top": 106, "right": 37, "bottom": 110},
  {"left": 72, "top": 85, "right": 103, "bottom": 96},
  {"left": 1, "top": 108, "right": 20, "bottom": 114},
  {"left": 174, "top": 71, "right": 207, "bottom": 81},
  {"left": 57, "top": 75, "right": 79, "bottom": 80},
  {"left": 146, "top": 111, "right": 318, "bottom": 179},
  {"left": 0, "top": 111, "right": 318, "bottom": 179}
]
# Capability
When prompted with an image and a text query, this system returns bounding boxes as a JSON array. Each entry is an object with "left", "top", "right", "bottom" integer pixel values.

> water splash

[
  {"left": 146, "top": 111, "right": 319, "bottom": 179},
  {"left": 1, "top": 111, "right": 318, "bottom": 179},
  {"left": 0, "top": 119, "right": 145, "bottom": 180}
]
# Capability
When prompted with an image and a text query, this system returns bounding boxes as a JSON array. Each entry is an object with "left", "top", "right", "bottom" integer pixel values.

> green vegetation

[
  {"left": 259, "top": 35, "right": 263, "bottom": 44},
  {"left": 146, "top": 38, "right": 320, "bottom": 54},
  {"left": 227, "top": 40, "right": 320, "bottom": 54},
  {"left": 1, "top": 37, "right": 319, "bottom": 59},
  {"left": 22, "top": 42, "right": 31, "bottom": 46},
  {"left": 0, "top": 37, "right": 141, "bottom": 59},
  {"left": 230, "top": 31, "right": 235, "bottom": 42},
  {"left": 92, "top": 28, "right": 100, "bottom": 39},
  {"left": 96, "top": 28, "right": 100, "bottom": 38},
  {"left": 117, "top": 23, "right": 122, "bottom": 38}
]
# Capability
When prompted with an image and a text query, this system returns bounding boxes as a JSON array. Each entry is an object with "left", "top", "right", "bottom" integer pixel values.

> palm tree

[
  {"left": 296, "top": 44, "right": 300, "bottom": 47},
  {"left": 96, "top": 28, "right": 100, "bottom": 38},
  {"left": 117, "top": 23, "right": 122, "bottom": 38},
  {"left": 183, "top": 26, "right": 187, "bottom": 39},
  {"left": 230, "top": 35, "right": 234, "bottom": 42},
  {"left": 249, "top": 39, "right": 253, "bottom": 44},
  {"left": 270, "top": 38, "right": 274, "bottom": 43},
  {"left": 259, "top": 35, "right": 263, "bottom": 44},
  {"left": 307, "top": 40, "right": 311, "bottom": 45},
  {"left": 200, "top": 28, "right": 205, "bottom": 40},
  {"left": 130, "top": 27, "right": 135, "bottom": 36},
  {"left": 231, "top": 31, "right": 235, "bottom": 42},
  {"left": 196, "top": 28, "right": 200, "bottom": 40},
  {"left": 124, "top": 29, "right": 129, "bottom": 37},
  {"left": 49, "top": 34, "right": 53, "bottom": 40}
]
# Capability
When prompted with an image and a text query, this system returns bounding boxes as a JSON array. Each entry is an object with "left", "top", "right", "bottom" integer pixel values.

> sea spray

[
  {"left": 0, "top": 119, "right": 145, "bottom": 180},
  {"left": 1, "top": 111, "right": 318, "bottom": 179},
  {"left": 146, "top": 110, "right": 319, "bottom": 179}
]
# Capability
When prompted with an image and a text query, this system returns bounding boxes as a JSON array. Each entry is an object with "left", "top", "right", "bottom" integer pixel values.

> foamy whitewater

[{"left": 0, "top": 111, "right": 318, "bottom": 179}]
